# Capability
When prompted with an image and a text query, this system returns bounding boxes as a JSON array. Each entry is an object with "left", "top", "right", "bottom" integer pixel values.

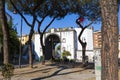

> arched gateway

[{"left": 45, "top": 34, "right": 60, "bottom": 60}]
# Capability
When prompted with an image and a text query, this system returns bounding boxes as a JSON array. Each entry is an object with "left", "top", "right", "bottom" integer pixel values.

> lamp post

[
  {"left": 19, "top": 17, "right": 22, "bottom": 68},
  {"left": 13, "top": 10, "right": 22, "bottom": 68}
]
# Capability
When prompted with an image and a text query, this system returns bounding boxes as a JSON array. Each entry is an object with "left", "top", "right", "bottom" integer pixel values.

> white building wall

[
  {"left": 86, "top": 29, "right": 94, "bottom": 50},
  {"left": 61, "top": 31, "right": 75, "bottom": 59},
  {"left": 74, "top": 28, "right": 94, "bottom": 50},
  {"left": 33, "top": 28, "right": 94, "bottom": 61},
  {"left": 34, "top": 34, "right": 41, "bottom": 58}
]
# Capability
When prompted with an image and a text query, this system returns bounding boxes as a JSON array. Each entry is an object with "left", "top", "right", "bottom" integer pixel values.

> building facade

[
  {"left": 33, "top": 27, "right": 94, "bottom": 62},
  {"left": 93, "top": 30, "right": 102, "bottom": 48},
  {"left": 18, "top": 35, "right": 29, "bottom": 45},
  {"left": 93, "top": 30, "right": 120, "bottom": 58}
]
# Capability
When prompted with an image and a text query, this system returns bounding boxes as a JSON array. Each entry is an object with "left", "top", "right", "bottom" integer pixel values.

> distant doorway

[{"left": 45, "top": 34, "right": 60, "bottom": 60}]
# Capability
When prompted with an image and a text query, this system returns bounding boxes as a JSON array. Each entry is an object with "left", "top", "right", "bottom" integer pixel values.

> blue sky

[{"left": 6, "top": 8, "right": 120, "bottom": 36}]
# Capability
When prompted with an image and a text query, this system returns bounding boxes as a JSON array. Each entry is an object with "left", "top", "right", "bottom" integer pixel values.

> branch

[
  {"left": 78, "top": 28, "right": 85, "bottom": 44},
  {"left": 31, "top": 18, "right": 36, "bottom": 28},
  {"left": 10, "top": 0, "right": 32, "bottom": 27},
  {"left": 77, "top": 21, "right": 93, "bottom": 45},
  {"left": 38, "top": 16, "right": 46, "bottom": 34},
  {"left": 23, "top": 0, "right": 45, "bottom": 28},
  {"left": 29, "top": 18, "right": 36, "bottom": 41},
  {"left": 38, "top": 16, "right": 56, "bottom": 48},
  {"left": 43, "top": 16, "right": 56, "bottom": 34},
  {"left": 36, "top": 12, "right": 49, "bottom": 23},
  {"left": 84, "top": 21, "right": 94, "bottom": 29},
  {"left": 76, "top": 19, "right": 83, "bottom": 29}
]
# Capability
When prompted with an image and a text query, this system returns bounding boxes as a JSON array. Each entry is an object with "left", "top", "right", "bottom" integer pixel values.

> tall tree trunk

[
  {"left": 76, "top": 18, "right": 93, "bottom": 66},
  {"left": 42, "top": 46, "right": 45, "bottom": 65},
  {"left": 77, "top": 26, "right": 87, "bottom": 66},
  {"left": 40, "top": 35, "right": 45, "bottom": 64},
  {"left": 28, "top": 29, "right": 34, "bottom": 68},
  {"left": 100, "top": 0, "right": 119, "bottom": 80},
  {"left": 0, "top": 0, "right": 9, "bottom": 64},
  {"left": 28, "top": 41, "right": 33, "bottom": 68},
  {"left": 82, "top": 43, "right": 87, "bottom": 66}
]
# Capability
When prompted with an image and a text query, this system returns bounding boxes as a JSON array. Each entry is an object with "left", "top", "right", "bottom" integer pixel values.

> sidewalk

[{"left": 0, "top": 62, "right": 95, "bottom": 80}]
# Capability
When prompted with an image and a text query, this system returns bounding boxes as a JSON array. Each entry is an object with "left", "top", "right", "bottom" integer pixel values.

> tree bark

[
  {"left": 76, "top": 18, "right": 92, "bottom": 66},
  {"left": 28, "top": 28, "right": 34, "bottom": 68},
  {"left": 41, "top": 45, "right": 45, "bottom": 65},
  {"left": 40, "top": 34, "right": 45, "bottom": 64},
  {"left": 82, "top": 42, "right": 87, "bottom": 66},
  {"left": 28, "top": 41, "right": 33, "bottom": 68},
  {"left": 100, "top": 0, "right": 119, "bottom": 80},
  {"left": 78, "top": 28, "right": 87, "bottom": 66},
  {"left": 0, "top": 0, "right": 9, "bottom": 64}
]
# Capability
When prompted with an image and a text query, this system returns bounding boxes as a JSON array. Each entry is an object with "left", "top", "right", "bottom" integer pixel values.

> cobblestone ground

[{"left": 0, "top": 62, "right": 95, "bottom": 80}]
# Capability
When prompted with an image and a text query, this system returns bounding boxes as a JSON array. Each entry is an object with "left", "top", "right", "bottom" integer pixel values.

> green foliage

[
  {"left": 7, "top": 0, "right": 102, "bottom": 27},
  {"left": 62, "top": 50, "right": 71, "bottom": 58},
  {"left": 8, "top": 20, "right": 20, "bottom": 60},
  {"left": 8, "top": 21, "right": 20, "bottom": 56},
  {"left": 56, "top": 45, "right": 60, "bottom": 50},
  {"left": 39, "top": 56, "right": 44, "bottom": 62},
  {"left": 0, "top": 18, "right": 20, "bottom": 61},
  {"left": 8, "top": 0, "right": 70, "bottom": 19},
  {"left": 68, "top": 0, "right": 101, "bottom": 21},
  {"left": 1, "top": 63, "right": 14, "bottom": 79}
]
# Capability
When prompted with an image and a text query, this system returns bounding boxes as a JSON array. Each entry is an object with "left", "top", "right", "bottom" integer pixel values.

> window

[{"left": 62, "top": 38, "right": 66, "bottom": 43}]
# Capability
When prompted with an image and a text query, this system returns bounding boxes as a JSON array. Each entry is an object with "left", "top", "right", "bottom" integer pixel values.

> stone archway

[{"left": 45, "top": 34, "right": 60, "bottom": 60}]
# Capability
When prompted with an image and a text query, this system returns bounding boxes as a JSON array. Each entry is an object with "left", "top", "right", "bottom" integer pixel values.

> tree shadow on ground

[
  {"left": 45, "top": 62, "right": 94, "bottom": 69},
  {"left": 31, "top": 62, "right": 93, "bottom": 80},
  {"left": 14, "top": 66, "right": 57, "bottom": 75},
  {"left": 31, "top": 67, "right": 86, "bottom": 80},
  {"left": 84, "top": 63, "right": 94, "bottom": 69}
]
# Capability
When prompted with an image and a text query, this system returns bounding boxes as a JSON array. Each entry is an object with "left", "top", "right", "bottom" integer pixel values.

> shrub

[
  {"left": 1, "top": 63, "right": 14, "bottom": 80},
  {"left": 62, "top": 51, "right": 71, "bottom": 58},
  {"left": 62, "top": 51, "right": 71, "bottom": 62},
  {"left": 39, "top": 56, "right": 43, "bottom": 62}
]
